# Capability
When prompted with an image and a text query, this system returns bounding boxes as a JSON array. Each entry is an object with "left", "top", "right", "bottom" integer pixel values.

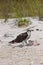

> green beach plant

[{"left": 18, "top": 18, "right": 32, "bottom": 27}]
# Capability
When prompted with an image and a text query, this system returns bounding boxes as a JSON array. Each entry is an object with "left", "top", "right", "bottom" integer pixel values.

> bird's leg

[
  {"left": 22, "top": 41, "right": 25, "bottom": 46},
  {"left": 25, "top": 40, "right": 27, "bottom": 45}
]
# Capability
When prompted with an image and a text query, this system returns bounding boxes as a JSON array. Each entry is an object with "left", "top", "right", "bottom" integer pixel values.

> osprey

[{"left": 9, "top": 29, "right": 31, "bottom": 45}]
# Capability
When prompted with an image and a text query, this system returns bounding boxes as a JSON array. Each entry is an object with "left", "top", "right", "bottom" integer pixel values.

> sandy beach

[{"left": 0, "top": 17, "right": 43, "bottom": 65}]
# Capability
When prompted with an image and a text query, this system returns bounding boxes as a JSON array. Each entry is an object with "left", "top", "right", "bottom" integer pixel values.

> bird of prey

[{"left": 9, "top": 29, "right": 31, "bottom": 46}]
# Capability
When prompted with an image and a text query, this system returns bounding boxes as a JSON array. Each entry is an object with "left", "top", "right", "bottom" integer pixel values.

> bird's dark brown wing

[
  {"left": 9, "top": 32, "right": 28, "bottom": 43},
  {"left": 15, "top": 32, "right": 28, "bottom": 42}
]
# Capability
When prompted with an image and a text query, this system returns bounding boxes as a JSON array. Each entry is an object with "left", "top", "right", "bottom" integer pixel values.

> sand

[{"left": 0, "top": 17, "right": 43, "bottom": 65}]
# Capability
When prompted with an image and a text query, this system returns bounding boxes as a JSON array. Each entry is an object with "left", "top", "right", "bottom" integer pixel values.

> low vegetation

[
  {"left": 18, "top": 18, "right": 32, "bottom": 27},
  {"left": 0, "top": 0, "right": 43, "bottom": 22}
]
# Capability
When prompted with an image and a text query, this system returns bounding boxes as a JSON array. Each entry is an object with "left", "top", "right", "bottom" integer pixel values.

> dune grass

[{"left": 0, "top": 0, "right": 43, "bottom": 18}]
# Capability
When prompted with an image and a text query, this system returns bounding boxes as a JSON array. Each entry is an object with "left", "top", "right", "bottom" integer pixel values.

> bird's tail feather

[{"left": 9, "top": 40, "right": 15, "bottom": 44}]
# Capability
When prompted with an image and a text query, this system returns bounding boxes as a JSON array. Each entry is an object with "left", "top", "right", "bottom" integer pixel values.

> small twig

[{"left": 23, "top": 25, "right": 36, "bottom": 31}]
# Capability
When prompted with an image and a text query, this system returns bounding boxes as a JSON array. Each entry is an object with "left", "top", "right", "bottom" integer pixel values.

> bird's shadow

[
  {"left": 12, "top": 41, "right": 40, "bottom": 48},
  {"left": 12, "top": 43, "right": 33, "bottom": 48},
  {"left": 12, "top": 44, "right": 24, "bottom": 48}
]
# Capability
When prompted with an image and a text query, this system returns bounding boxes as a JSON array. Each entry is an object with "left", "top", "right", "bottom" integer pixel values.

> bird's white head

[{"left": 27, "top": 29, "right": 31, "bottom": 36}]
